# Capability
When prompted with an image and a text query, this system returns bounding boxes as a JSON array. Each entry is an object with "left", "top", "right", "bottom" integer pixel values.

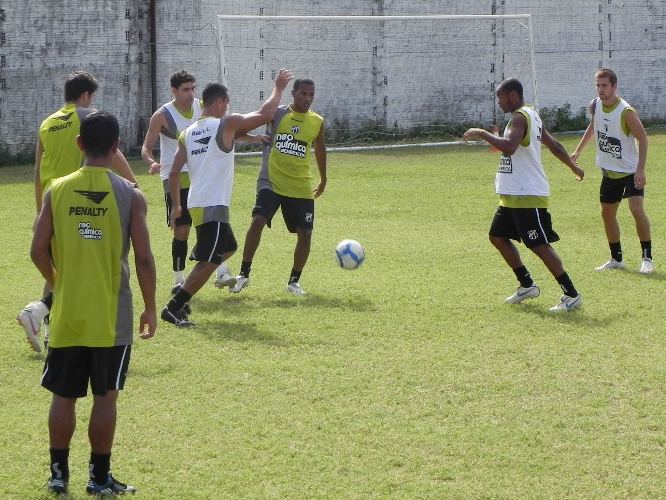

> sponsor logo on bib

[
  {"left": 275, "top": 133, "right": 307, "bottom": 158},
  {"left": 597, "top": 131, "right": 622, "bottom": 159},
  {"left": 498, "top": 154, "right": 513, "bottom": 173}
]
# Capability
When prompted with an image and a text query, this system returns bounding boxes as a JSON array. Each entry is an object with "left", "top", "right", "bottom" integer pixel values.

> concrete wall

[{"left": 1, "top": 0, "right": 665, "bottom": 158}]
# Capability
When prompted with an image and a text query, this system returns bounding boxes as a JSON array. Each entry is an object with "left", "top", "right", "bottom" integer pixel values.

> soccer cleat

[
  {"left": 595, "top": 259, "right": 626, "bottom": 271},
  {"left": 160, "top": 307, "right": 195, "bottom": 328},
  {"left": 505, "top": 284, "right": 540, "bottom": 304},
  {"left": 228, "top": 276, "right": 250, "bottom": 293},
  {"left": 86, "top": 473, "right": 136, "bottom": 495},
  {"left": 639, "top": 258, "right": 654, "bottom": 274},
  {"left": 286, "top": 282, "right": 306, "bottom": 296},
  {"left": 17, "top": 300, "right": 49, "bottom": 353},
  {"left": 47, "top": 477, "right": 68, "bottom": 495},
  {"left": 214, "top": 264, "right": 237, "bottom": 289},
  {"left": 549, "top": 294, "right": 582, "bottom": 312}
]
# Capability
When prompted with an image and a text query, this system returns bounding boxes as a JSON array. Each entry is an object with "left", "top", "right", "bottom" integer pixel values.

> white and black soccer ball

[{"left": 335, "top": 239, "right": 365, "bottom": 270}]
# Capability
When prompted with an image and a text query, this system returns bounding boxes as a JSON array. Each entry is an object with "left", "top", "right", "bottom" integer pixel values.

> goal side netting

[{"left": 216, "top": 14, "right": 537, "bottom": 151}]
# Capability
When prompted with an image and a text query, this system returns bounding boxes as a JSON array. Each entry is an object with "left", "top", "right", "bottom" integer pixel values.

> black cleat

[
  {"left": 160, "top": 307, "right": 195, "bottom": 328},
  {"left": 86, "top": 473, "right": 136, "bottom": 495},
  {"left": 47, "top": 477, "right": 68, "bottom": 495}
]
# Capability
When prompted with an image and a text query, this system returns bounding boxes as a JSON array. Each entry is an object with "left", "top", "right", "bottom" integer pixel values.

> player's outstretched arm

[
  {"left": 221, "top": 69, "right": 294, "bottom": 149},
  {"left": 168, "top": 142, "right": 187, "bottom": 228},
  {"left": 542, "top": 129, "right": 584, "bottom": 181},
  {"left": 625, "top": 109, "right": 648, "bottom": 189},
  {"left": 129, "top": 188, "right": 157, "bottom": 339},
  {"left": 463, "top": 113, "right": 526, "bottom": 155},
  {"left": 30, "top": 191, "right": 56, "bottom": 287},
  {"left": 313, "top": 123, "right": 327, "bottom": 198},
  {"left": 141, "top": 110, "right": 165, "bottom": 174}
]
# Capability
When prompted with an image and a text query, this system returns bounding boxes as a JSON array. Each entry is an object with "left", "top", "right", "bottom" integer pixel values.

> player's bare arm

[
  {"left": 34, "top": 138, "right": 44, "bottom": 213},
  {"left": 235, "top": 131, "right": 271, "bottom": 144},
  {"left": 541, "top": 129, "right": 584, "bottom": 181},
  {"left": 168, "top": 143, "right": 187, "bottom": 228},
  {"left": 111, "top": 150, "right": 138, "bottom": 185},
  {"left": 129, "top": 188, "right": 157, "bottom": 339},
  {"left": 313, "top": 123, "right": 327, "bottom": 198},
  {"left": 221, "top": 69, "right": 294, "bottom": 150},
  {"left": 141, "top": 109, "right": 167, "bottom": 174},
  {"left": 30, "top": 191, "right": 56, "bottom": 286},
  {"left": 625, "top": 109, "right": 648, "bottom": 188},
  {"left": 463, "top": 112, "right": 526, "bottom": 155},
  {"left": 571, "top": 100, "right": 597, "bottom": 162}
]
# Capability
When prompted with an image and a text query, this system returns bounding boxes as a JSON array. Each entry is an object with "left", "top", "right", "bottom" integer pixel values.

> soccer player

[
  {"left": 229, "top": 78, "right": 327, "bottom": 296},
  {"left": 141, "top": 71, "right": 237, "bottom": 293},
  {"left": 17, "top": 71, "right": 138, "bottom": 352},
  {"left": 31, "top": 111, "right": 156, "bottom": 495},
  {"left": 571, "top": 68, "right": 653, "bottom": 273},
  {"left": 463, "top": 78, "right": 585, "bottom": 312},
  {"left": 161, "top": 69, "right": 294, "bottom": 327}
]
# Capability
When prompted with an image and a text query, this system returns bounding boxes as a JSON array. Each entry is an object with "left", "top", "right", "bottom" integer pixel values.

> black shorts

[
  {"left": 252, "top": 189, "right": 314, "bottom": 233},
  {"left": 600, "top": 174, "right": 644, "bottom": 204},
  {"left": 165, "top": 187, "right": 192, "bottom": 227},
  {"left": 489, "top": 206, "right": 560, "bottom": 248},
  {"left": 41, "top": 345, "right": 132, "bottom": 398},
  {"left": 190, "top": 222, "right": 237, "bottom": 265}
]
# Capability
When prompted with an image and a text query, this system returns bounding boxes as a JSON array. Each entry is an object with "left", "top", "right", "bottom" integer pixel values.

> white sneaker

[
  {"left": 16, "top": 300, "right": 49, "bottom": 352},
  {"left": 228, "top": 276, "right": 249, "bottom": 293},
  {"left": 639, "top": 258, "right": 654, "bottom": 274},
  {"left": 595, "top": 259, "right": 626, "bottom": 271},
  {"left": 505, "top": 284, "right": 540, "bottom": 304},
  {"left": 549, "top": 294, "right": 582, "bottom": 312},
  {"left": 214, "top": 264, "right": 237, "bottom": 289},
  {"left": 286, "top": 282, "right": 306, "bottom": 296}
]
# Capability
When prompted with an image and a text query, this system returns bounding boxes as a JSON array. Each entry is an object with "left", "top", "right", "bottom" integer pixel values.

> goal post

[{"left": 216, "top": 14, "right": 538, "bottom": 150}]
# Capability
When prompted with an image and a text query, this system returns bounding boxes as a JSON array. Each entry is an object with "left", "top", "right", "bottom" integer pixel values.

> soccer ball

[{"left": 335, "top": 239, "right": 365, "bottom": 270}]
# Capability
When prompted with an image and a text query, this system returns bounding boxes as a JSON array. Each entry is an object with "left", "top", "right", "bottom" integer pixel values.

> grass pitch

[{"left": 1, "top": 132, "right": 665, "bottom": 498}]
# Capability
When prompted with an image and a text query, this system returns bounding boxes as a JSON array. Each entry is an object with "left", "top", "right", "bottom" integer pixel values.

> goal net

[{"left": 216, "top": 14, "right": 537, "bottom": 150}]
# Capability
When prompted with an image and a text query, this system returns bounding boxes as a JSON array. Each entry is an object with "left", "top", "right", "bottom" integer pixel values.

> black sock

[
  {"left": 609, "top": 241, "right": 623, "bottom": 262},
  {"left": 240, "top": 261, "right": 252, "bottom": 278},
  {"left": 556, "top": 272, "right": 578, "bottom": 298},
  {"left": 513, "top": 266, "right": 534, "bottom": 288},
  {"left": 172, "top": 239, "right": 188, "bottom": 272},
  {"left": 89, "top": 452, "right": 111, "bottom": 485},
  {"left": 49, "top": 448, "right": 69, "bottom": 481},
  {"left": 288, "top": 269, "right": 302, "bottom": 284},
  {"left": 167, "top": 289, "right": 192, "bottom": 312},
  {"left": 640, "top": 240, "right": 652, "bottom": 260},
  {"left": 41, "top": 291, "right": 53, "bottom": 310}
]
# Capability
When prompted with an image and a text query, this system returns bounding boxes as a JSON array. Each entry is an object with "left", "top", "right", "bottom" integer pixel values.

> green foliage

[
  {"left": 1, "top": 132, "right": 666, "bottom": 498},
  {"left": 0, "top": 144, "right": 34, "bottom": 167},
  {"left": 539, "top": 103, "right": 589, "bottom": 132}
]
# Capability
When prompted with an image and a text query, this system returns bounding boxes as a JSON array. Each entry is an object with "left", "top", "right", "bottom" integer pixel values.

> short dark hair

[
  {"left": 170, "top": 70, "right": 195, "bottom": 89},
  {"left": 64, "top": 71, "right": 98, "bottom": 102},
  {"left": 79, "top": 111, "right": 120, "bottom": 158},
  {"left": 595, "top": 68, "right": 617, "bottom": 86},
  {"left": 293, "top": 78, "right": 315, "bottom": 91},
  {"left": 497, "top": 78, "right": 523, "bottom": 99},
  {"left": 202, "top": 83, "right": 228, "bottom": 106}
]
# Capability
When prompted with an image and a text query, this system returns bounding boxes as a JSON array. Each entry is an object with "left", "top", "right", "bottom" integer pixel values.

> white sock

[
  {"left": 173, "top": 270, "right": 185, "bottom": 284},
  {"left": 216, "top": 263, "right": 230, "bottom": 278}
]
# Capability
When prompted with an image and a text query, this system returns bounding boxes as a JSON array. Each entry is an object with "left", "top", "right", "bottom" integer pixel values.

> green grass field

[{"left": 1, "top": 132, "right": 665, "bottom": 498}]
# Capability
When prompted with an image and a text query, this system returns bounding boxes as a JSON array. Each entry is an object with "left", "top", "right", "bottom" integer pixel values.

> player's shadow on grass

[
  {"left": 194, "top": 320, "right": 297, "bottom": 346},
  {"left": 195, "top": 293, "right": 376, "bottom": 313},
  {"left": 513, "top": 303, "right": 624, "bottom": 328}
]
